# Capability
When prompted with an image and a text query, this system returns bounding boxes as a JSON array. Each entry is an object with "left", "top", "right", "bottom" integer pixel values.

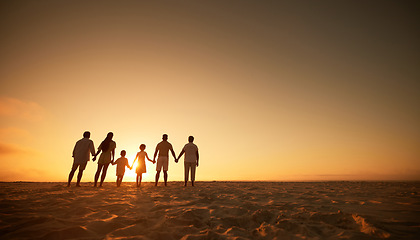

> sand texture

[{"left": 0, "top": 181, "right": 419, "bottom": 239}]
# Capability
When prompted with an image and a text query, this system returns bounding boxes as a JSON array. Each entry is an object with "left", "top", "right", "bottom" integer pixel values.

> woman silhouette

[{"left": 93, "top": 132, "right": 116, "bottom": 187}]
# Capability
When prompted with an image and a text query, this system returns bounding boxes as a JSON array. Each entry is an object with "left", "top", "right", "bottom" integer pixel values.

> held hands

[{"left": 92, "top": 156, "right": 96, "bottom": 162}]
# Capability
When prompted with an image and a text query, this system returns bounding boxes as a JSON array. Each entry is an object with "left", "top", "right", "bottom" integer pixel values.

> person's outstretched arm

[
  {"left": 93, "top": 149, "right": 101, "bottom": 161},
  {"left": 170, "top": 147, "right": 177, "bottom": 161},
  {"left": 131, "top": 154, "right": 139, "bottom": 169},
  {"left": 89, "top": 141, "right": 95, "bottom": 158},
  {"left": 153, "top": 147, "right": 158, "bottom": 163},
  {"left": 171, "top": 149, "right": 177, "bottom": 161},
  {"left": 145, "top": 152, "right": 154, "bottom": 162},
  {"left": 176, "top": 149, "right": 185, "bottom": 163},
  {"left": 132, "top": 154, "right": 138, "bottom": 165}
]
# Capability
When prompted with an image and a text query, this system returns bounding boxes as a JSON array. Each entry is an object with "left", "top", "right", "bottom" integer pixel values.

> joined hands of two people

[
  {"left": 174, "top": 158, "right": 199, "bottom": 167},
  {"left": 91, "top": 158, "right": 162, "bottom": 167},
  {"left": 90, "top": 158, "right": 197, "bottom": 166}
]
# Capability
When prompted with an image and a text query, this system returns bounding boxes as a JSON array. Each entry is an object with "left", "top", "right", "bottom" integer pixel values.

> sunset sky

[{"left": 1, "top": 1, "right": 419, "bottom": 182}]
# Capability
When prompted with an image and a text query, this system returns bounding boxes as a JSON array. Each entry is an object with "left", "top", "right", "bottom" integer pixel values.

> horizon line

[{"left": 2, "top": 180, "right": 420, "bottom": 183}]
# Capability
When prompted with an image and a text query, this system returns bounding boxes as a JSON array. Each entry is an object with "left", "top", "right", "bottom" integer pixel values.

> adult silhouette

[
  {"left": 68, "top": 131, "right": 95, "bottom": 187},
  {"left": 93, "top": 132, "right": 116, "bottom": 187},
  {"left": 153, "top": 134, "right": 177, "bottom": 186},
  {"left": 176, "top": 136, "right": 199, "bottom": 186}
]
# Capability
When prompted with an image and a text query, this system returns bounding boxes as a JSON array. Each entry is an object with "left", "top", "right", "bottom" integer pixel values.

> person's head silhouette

[
  {"left": 107, "top": 132, "right": 113, "bottom": 139},
  {"left": 100, "top": 132, "right": 114, "bottom": 152},
  {"left": 83, "top": 131, "right": 91, "bottom": 138},
  {"left": 188, "top": 136, "right": 194, "bottom": 142},
  {"left": 162, "top": 134, "right": 168, "bottom": 141}
]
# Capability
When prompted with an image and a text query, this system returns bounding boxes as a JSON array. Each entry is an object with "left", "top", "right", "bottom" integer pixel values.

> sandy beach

[{"left": 0, "top": 181, "right": 419, "bottom": 239}]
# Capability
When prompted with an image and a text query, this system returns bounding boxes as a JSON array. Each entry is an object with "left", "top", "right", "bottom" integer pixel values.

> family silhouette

[{"left": 68, "top": 132, "right": 200, "bottom": 187}]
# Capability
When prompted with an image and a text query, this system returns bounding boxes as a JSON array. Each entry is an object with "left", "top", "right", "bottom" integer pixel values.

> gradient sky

[{"left": 1, "top": 1, "right": 419, "bottom": 182}]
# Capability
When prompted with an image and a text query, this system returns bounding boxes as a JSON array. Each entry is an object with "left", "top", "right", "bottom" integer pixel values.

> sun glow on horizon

[
  {"left": 115, "top": 152, "right": 155, "bottom": 183},
  {"left": 122, "top": 153, "right": 138, "bottom": 181}
]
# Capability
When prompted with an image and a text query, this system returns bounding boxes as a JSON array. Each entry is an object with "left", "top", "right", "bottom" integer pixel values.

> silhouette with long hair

[
  {"left": 111, "top": 150, "right": 131, "bottom": 187},
  {"left": 153, "top": 134, "right": 177, "bottom": 186},
  {"left": 68, "top": 131, "right": 95, "bottom": 187},
  {"left": 132, "top": 144, "right": 154, "bottom": 187},
  {"left": 92, "top": 132, "right": 116, "bottom": 187},
  {"left": 176, "top": 136, "right": 199, "bottom": 187}
]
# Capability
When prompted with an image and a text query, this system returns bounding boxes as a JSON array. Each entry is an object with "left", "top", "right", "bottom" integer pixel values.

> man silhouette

[
  {"left": 153, "top": 134, "right": 177, "bottom": 186},
  {"left": 176, "top": 136, "right": 199, "bottom": 186},
  {"left": 68, "top": 131, "right": 95, "bottom": 187}
]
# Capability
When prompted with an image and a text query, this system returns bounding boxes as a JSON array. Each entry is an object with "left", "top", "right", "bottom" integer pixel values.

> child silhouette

[
  {"left": 112, "top": 150, "right": 131, "bottom": 187},
  {"left": 132, "top": 144, "right": 154, "bottom": 187}
]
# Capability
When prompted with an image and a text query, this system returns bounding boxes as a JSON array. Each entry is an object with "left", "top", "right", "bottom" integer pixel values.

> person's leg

[
  {"left": 67, "top": 165, "right": 77, "bottom": 187},
  {"left": 120, "top": 175, "right": 124, "bottom": 187},
  {"left": 100, "top": 163, "right": 109, "bottom": 187},
  {"left": 163, "top": 171, "right": 168, "bottom": 186},
  {"left": 136, "top": 174, "right": 140, "bottom": 187},
  {"left": 184, "top": 162, "right": 190, "bottom": 186},
  {"left": 155, "top": 171, "right": 161, "bottom": 186},
  {"left": 163, "top": 158, "right": 168, "bottom": 186},
  {"left": 138, "top": 174, "right": 142, "bottom": 186},
  {"left": 94, "top": 164, "right": 104, "bottom": 187},
  {"left": 75, "top": 162, "right": 86, "bottom": 187},
  {"left": 191, "top": 163, "right": 196, "bottom": 187},
  {"left": 155, "top": 157, "right": 163, "bottom": 186},
  {"left": 76, "top": 169, "right": 84, "bottom": 187}
]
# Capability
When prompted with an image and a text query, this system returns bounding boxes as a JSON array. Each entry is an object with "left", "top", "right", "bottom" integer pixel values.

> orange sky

[{"left": 1, "top": 1, "right": 419, "bottom": 182}]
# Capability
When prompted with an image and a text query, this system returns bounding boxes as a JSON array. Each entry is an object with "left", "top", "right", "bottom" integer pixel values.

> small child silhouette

[
  {"left": 112, "top": 150, "right": 131, "bottom": 187},
  {"left": 132, "top": 144, "right": 154, "bottom": 187}
]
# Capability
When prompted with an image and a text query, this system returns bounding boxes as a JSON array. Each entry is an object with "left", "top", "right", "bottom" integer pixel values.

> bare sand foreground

[{"left": 0, "top": 182, "right": 419, "bottom": 240}]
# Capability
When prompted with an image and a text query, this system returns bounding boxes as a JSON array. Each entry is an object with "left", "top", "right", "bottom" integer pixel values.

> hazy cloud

[
  {"left": 0, "top": 97, "right": 44, "bottom": 121},
  {"left": 0, "top": 127, "right": 32, "bottom": 140},
  {"left": 0, "top": 142, "right": 29, "bottom": 155}
]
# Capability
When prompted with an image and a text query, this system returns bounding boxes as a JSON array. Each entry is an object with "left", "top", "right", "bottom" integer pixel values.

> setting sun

[{"left": 124, "top": 153, "right": 138, "bottom": 181}]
